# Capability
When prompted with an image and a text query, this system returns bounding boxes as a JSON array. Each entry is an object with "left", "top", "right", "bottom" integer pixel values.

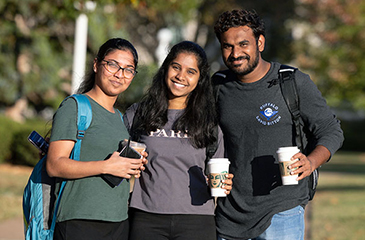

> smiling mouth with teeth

[{"left": 173, "top": 82, "right": 186, "bottom": 87}]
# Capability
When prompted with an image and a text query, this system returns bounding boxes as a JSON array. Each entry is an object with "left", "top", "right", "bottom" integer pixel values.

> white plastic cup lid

[
  {"left": 276, "top": 146, "right": 299, "bottom": 154},
  {"left": 130, "top": 141, "right": 146, "bottom": 149},
  {"left": 207, "top": 158, "right": 230, "bottom": 165}
]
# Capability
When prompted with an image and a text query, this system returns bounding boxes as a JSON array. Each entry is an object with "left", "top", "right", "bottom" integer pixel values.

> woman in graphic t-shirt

[{"left": 124, "top": 41, "right": 233, "bottom": 240}]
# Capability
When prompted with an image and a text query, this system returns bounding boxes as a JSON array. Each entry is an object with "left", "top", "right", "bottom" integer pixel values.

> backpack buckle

[{"left": 77, "top": 130, "right": 85, "bottom": 139}]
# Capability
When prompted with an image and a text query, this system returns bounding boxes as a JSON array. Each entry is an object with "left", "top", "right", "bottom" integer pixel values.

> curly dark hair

[
  {"left": 135, "top": 41, "right": 217, "bottom": 149},
  {"left": 77, "top": 38, "right": 138, "bottom": 94},
  {"left": 214, "top": 9, "right": 265, "bottom": 42}
]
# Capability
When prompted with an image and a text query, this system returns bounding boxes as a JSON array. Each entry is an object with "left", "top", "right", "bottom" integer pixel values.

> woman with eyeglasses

[
  {"left": 46, "top": 38, "right": 147, "bottom": 240},
  {"left": 123, "top": 41, "right": 234, "bottom": 240}
]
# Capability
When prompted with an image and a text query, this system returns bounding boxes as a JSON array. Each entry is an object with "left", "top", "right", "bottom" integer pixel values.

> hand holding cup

[
  {"left": 277, "top": 146, "right": 300, "bottom": 185},
  {"left": 207, "top": 158, "right": 231, "bottom": 197}
]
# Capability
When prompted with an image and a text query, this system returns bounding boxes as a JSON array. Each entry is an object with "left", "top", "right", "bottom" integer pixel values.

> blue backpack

[{"left": 23, "top": 94, "right": 92, "bottom": 240}]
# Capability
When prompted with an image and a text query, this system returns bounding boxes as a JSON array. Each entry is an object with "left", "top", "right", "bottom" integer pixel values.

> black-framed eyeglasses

[{"left": 101, "top": 60, "right": 137, "bottom": 78}]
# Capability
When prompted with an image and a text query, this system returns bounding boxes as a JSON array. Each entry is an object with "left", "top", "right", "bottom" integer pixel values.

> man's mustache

[{"left": 228, "top": 55, "right": 250, "bottom": 62}]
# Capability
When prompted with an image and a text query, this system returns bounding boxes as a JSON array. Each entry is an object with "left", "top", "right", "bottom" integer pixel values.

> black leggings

[
  {"left": 129, "top": 208, "right": 216, "bottom": 240},
  {"left": 53, "top": 219, "right": 129, "bottom": 240}
]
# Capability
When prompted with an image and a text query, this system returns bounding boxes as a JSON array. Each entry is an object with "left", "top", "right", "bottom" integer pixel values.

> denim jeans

[{"left": 217, "top": 205, "right": 305, "bottom": 240}]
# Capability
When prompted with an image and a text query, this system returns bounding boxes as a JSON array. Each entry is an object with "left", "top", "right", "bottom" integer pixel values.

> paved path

[{"left": 0, "top": 217, "right": 24, "bottom": 240}]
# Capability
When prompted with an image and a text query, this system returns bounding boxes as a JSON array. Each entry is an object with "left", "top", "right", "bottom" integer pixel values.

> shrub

[
  {"left": 0, "top": 115, "right": 50, "bottom": 166},
  {"left": 0, "top": 116, "right": 20, "bottom": 164},
  {"left": 10, "top": 119, "right": 50, "bottom": 166}
]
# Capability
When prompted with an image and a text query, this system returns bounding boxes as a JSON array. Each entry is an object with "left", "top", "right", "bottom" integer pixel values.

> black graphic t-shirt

[{"left": 214, "top": 62, "right": 344, "bottom": 239}]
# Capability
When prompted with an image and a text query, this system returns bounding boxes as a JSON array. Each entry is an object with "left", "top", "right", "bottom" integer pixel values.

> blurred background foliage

[
  {"left": 2, "top": 0, "right": 363, "bottom": 115},
  {"left": 288, "top": 0, "right": 365, "bottom": 110},
  {"left": 0, "top": 0, "right": 364, "bottom": 165}
]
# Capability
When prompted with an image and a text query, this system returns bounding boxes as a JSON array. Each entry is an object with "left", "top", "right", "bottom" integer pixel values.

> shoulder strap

[
  {"left": 116, "top": 109, "right": 124, "bottom": 122},
  {"left": 204, "top": 125, "right": 219, "bottom": 175},
  {"left": 206, "top": 71, "right": 224, "bottom": 159},
  {"left": 206, "top": 126, "right": 219, "bottom": 159},
  {"left": 211, "top": 70, "right": 229, "bottom": 103},
  {"left": 278, "top": 65, "right": 304, "bottom": 152},
  {"left": 279, "top": 65, "right": 319, "bottom": 200},
  {"left": 203, "top": 71, "right": 228, "bottom": 174},
  {"left": 130, "top": 107, "right": 143, "bottom": 142},
  {"left": 71, "top": 94, "right": 92, "bottom": 158},
  {"left": 50, "top": 94, "right": 92, "bottom": 230}
]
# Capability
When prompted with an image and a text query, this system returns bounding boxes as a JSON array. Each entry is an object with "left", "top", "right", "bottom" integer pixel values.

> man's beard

[{"left": 226, "top": 48, "right": 260, "bottom": 77}]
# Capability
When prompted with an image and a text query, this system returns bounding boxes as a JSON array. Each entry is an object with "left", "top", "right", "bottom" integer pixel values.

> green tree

[
  {"left": 0, "top": 0, "right": 80, "bottom": 114},
  {"left": 287, "top": 0, "right": 365, "bottom": 110},
  {"left": 0, "top": 0, "right": 208, "bottom": 120},
  {"left": 3, "top": 0, "right": 359, "bottom": 122}
]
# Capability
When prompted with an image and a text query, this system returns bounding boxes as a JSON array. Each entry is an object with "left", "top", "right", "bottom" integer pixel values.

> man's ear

[{"left": 258, "top": 35, "right": 265, "bottom": 52}]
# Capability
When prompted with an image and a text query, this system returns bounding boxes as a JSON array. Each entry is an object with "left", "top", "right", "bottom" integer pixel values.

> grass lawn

[
  {"left": 0, "top": 151, "right": 364, "bottom": 240},
  {"left": 310, "top": 151, "right": 365, "bottom": 240},
  {"left": 0, "top": 164, "right": 32, "bottom": 221}
]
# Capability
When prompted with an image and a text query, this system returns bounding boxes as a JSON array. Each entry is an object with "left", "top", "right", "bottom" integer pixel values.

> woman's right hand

[{"left": 105, "top": 152, "right": 144, "bottom": 179}]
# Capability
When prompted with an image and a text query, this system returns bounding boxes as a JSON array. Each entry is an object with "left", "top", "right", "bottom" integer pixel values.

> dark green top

[{"left": 50, "top": 95, "right": 130, "bottom": 222}]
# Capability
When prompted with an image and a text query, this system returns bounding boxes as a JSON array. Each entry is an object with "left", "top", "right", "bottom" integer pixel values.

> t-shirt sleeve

[
  {"left": 50, "top": 98, "right": 78, "bottom": 143},
  {"left": 296, "top": 71, "right": 344, "bottom": 156}
]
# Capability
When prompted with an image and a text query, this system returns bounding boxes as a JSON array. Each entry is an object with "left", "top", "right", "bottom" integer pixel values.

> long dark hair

[
  {"left": 136, "top": 41, "right": 217, "bottom": 148},
  {"left": 77, "top": 38, "right": 138, "bottom": 94}
]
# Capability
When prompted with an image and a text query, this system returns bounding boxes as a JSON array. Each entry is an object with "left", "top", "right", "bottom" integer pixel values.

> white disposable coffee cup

[
  {"left": 276, "top": 146, "right": 300, "bottom": 185},
  {"left": 207, "top": 158, "right": 230, "bottom": 197}
]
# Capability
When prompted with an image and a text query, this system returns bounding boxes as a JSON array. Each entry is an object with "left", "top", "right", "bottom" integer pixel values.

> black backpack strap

[
  {"left": 203, "top": 71, "right": 228, "bottom": 175},
  {"left": 206, "top": 126, "right": 219, "bottom": 160},
  {"left": 130, "top": 106, "right": 143, "bottom": 142},
  {"left": 278, "top": 65, "right": 318, "bottom": 200},
  {"left": 278, "top": 65, "right": 304, "bottom": 152},
  {"left": 205, "top": 125, "right": 219, "bottom": 175},
  {"left": 211, "top": 70, "right": 229, "bottom": 103}
]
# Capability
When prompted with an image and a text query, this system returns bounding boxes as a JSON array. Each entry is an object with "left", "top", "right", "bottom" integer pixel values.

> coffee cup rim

[
  {"left": 207, "top": 158, "right": 230, "bottom": 164},
  {"left": 276, "top": 146, "right": 299, "bottom": 153}
]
